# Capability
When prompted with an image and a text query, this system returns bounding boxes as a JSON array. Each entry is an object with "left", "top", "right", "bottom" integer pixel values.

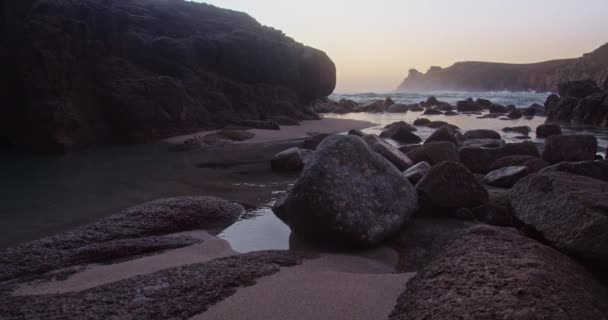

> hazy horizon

[{"left": 200, "top": 0, "right": 608, "bottom": 93}]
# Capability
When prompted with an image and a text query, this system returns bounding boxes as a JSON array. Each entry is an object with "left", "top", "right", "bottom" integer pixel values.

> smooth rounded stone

[
  {"left": 502, "top": 126, "right": 532, "bottom": 135},
  {"left": 387, "top": 103, "right": 408, "bottom": 113},
  {"left": 542, "top": 134, "right": 598, "bottom": 164},
  {"left": 282, "top": 135, "right": 418, "bottom": 247},
  {"left": 403, "top": 161, "right": 431, "bottom": 184},
  {"left": 523, "top": 107, "right": 536, "bottom": 117},
  {"left": 509, "top": 172, "right": 608, "bottom": 273},
  {"left": 423, "top": 107, "right": 443, "bottom": 115},
  {"left": 416, "top": 162, "right": 489, "bottom": 211},
  {"left": 476, "top": 98, "right": 492, "bottom": 108},
  {"left": 426, "top": 121, "right": 459, "bottom": 129},
  {"left": 384, "top": 121, "right": 417, "bottom": 132},
  {"left": 490, "top": 155, "right": 550, "bottom": 173},
  {"left": 406, "top": 142, "right": 459, "bottom": 165},
  {"left": 459, "top": 142, "right": 540, "bottom": 174},
  {"left": 348, "top": 129, "right": 365, "bottom": 137},
  {"left": 463, "top": 129, "right": 501, "bottom": 140},
  {"left": 301, "top": 133, "right": 330, "bottom": 150},
  {"left": 389, "top": 226, "right": 608, "bottom": 320},
  {"left": 362, "top": 99, "right": 386, "bottom": 113},
  {"left": 506, "top": 108, "right": 522, "bottom": 119},
  {"left": 540, "top": 160, "right": 608, "bottom": 182},
  {"left": 472, "top": 204, "right": 514, "bottom": 227},
  {"left": 483, "top": 166, "right": 530, "bottom": 188},
  {"left": 271, "top": 147, "right": 314, "bottom": 172},
  {"left": 362, "top": 134, "right": 414, "bottom": 170},
  {"left": 506, "top": 104, "right": 516, "bottom": 111},
  {"left": 456, "top": 100, "right": 481, "bottom": 112},
  {"left": 558, "top": 79, "right": 602, "bottom": 98},
  {"left": 477, "top": 113, "right": 501, "bottom": 119},
  {"left": 413, "top": 118, "right": 431, "bottom": 126},
  {"left": 514, "top": 135, "right": 531, "bottom": 139},
  {"left": 424, "top": 126, "right": 463, "bottom": 146},
  {"left": 443, "top": 110, "right": 458, "bottom": 116},
  {"left": 536, "top": 123, "right": 562, "bottom": 138},
  {"left": 384, "top": 97, "right": 395, "bottom": 107},
  {"left": 390, "top": 128, "right": 423, "bottom": 144},
  {"left": 409, "top": 104, "right": 424, "bottom": 112},
  {"left": 528, "top": 103, "right": 546, "bottom": 116},
  {"left": 461, "top": 138, "right": 505, "bottom": 148},
  {"left": 489, "top": 103, "right": 508, "bottom": 114}
]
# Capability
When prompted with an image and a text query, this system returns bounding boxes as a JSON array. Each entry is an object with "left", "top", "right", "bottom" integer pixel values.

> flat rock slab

[{"left": 0, "top": 251, "right": 315, "bottom": 320}]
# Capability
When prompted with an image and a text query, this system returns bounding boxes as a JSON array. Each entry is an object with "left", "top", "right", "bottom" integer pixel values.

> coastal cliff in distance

[
  {"left": 0, "top": 0, "right": 336, "bottom": 152},
  {"left": 398, "top": 43, "right": 608, "bottom": 92}
]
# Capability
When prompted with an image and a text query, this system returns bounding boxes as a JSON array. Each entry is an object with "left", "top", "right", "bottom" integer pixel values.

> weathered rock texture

[
  {"left": 545, "top": 80, "right": 608, "bottom": 127},
  {"left": 0, "top": 0, "right": 336, "bottom": 152},
  {"left": 390, "top": 226, "right": 608, "bottom": 320},
  {"left": 398, "top": 43, "right": 608, "bottom": 92}
]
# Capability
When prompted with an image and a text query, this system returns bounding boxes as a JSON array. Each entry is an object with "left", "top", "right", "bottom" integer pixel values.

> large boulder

[
  {"left": 0, "top": 0, "right": 336, "bottom": 152},
  {"left": 506, "top": 109, "right": 523, "bottom": 119},
  {"left": 384, "top": 121, "right": 417, "bottom": 132},
  {"left": 536, "top": 123, "right": 562, "bottom": 138},
  {"left": 483, "top": 166, "right": 530, "bottom": 188},
  {"left": 460, "top": 142, "right": 541, "bottom": 174},
  {"left": 380, "top": 122, "right": 421, "bottom": 144},
  {"left": 416, "top": 162, "right": 489, "bottom": 211},
  {"left": 540, "top": 160, "right": 608, "bottom": 182},
  {"left": 502, "top": 126, "right": 532, "bottom": 135},
  {"left": 386, "top": 104, "right": 408, "bottom": 113},
  {"left": 406, "top": 142, "right": 459, "bottom": 165},
  {"left": 463, "top": 129, "right": 501, "bottom": 140},
  {"left": 424, "top": 126, "right": 463, "bottom": 146},
  {"left": 456, "top": 100, "right": 481, "bottom": 112},
  {"left": 542, "top": 134, "right": 598, "bottom": 164},
  {"left": 301, "top": 133, "right": 330, "bottom": 150},
  {"left": 489, "top": 104, "right": 508, "bottom": 114},
  {"left": 476, "top": 98, "right": 492, "bottom": 108},
  {"left": 413, "top": 118, "right": 431, "bottom": 126},
  {"left": 363, "top": 135, "right": 414, "bottom": 170},
  {"left": 490, "top": 155, "right": 550, "bottom": 173},
  {"left": 509, "top": 172, "right": 608, "bottom": 273},
  {"left": 362, "top": 100, "right": 386, "bottom": 113},
  {"left": 282, "top": 135, "right": 418, "bottom": 247},
  {"left": 390, "top": 226, "right": 608, "bottom": 320},
  {"left": 271, "top": 147, "right": 314, "bottom": 172}
]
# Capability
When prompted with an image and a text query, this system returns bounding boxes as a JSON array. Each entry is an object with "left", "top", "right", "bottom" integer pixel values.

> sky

[{"left": 198, "top": 0, "right": 608, "bottom": 93}]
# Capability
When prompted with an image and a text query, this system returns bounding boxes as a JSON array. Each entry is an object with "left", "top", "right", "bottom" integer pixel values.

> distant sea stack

[
  {"left": 398, "top": 43, "right": 608, "bottom": 92},
  {"left": 0, "top": 0, "right": 336, "bottom": 152}
]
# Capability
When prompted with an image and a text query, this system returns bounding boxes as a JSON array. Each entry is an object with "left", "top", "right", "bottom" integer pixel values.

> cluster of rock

[
  {"left": 272, "top": 120, "right": 608, "bottom": 316},
  {"left": 0, "top": 0, "right": 335, "bottom": 152},
  {"left": 545, "top": 79, "right": 608, "bottom": 127},
  {"left": 312, "top": 95, "right": 545, "bottom": 119}
]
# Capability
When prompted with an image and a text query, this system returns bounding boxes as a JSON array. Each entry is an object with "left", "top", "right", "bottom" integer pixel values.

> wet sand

[{"left": 164, "top": 117, "right": 377, "bottom": 145}]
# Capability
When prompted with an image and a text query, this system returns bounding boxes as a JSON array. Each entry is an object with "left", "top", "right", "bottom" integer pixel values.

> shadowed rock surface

[
  {"left": 406, "top": 142, "right": 459, "bottom": 165},
  {"left": 490, "top": 155, "right": 550, "bottom": 173},
  {"left": 0, "top": 196, "right": 243, "bottom": 281},
  {"left": 390, "top": 226, "right": 608, "bottom": 320},
  {"left": 398, "top": 43, "right": 608, "bottom": 92},
  {"left": 546, "top": 80, "right": 608, "bottom": 127},
  {"left": 0, "top": 251, "right": 315, "bottom": 320},
  {"left": 282, "top": 135, "right": 418, "bottom": 247},
  {"left": 540, "top": 160, "right": 608, "bottom": 182},
  {"left": 542, "top": 135, "right": 598, "bottom": 164},
  {"left": 460, "top": 142, "right": 540, "bottom": 174},
  {"left": 0, "top": 0, "right": 336, "bottom": 152},
  {"left": 509, "top": 172, "right": 608, "bottom": 273},
  {"left": 484, "top": 166, "right": 530, "bottom": 188}
]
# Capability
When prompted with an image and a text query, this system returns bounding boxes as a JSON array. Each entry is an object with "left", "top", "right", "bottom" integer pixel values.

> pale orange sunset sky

[{"left": 200, "top": 0, "right": 608, "bottom": 93}]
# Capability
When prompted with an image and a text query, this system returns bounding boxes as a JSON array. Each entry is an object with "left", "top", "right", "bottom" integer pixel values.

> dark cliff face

[
  {"left": 0, "top": 0, "right": 336, "bottom": 152},
  {"left": 398, "top": 43, "right": 608, "bottom": 92}
]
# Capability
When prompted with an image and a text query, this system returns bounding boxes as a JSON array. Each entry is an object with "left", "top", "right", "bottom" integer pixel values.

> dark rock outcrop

[
  {"left": 542, "top": 134, "right": 598, "bottom": 164},
  {"left": 398, "top": 43, "right": 608, "bottom": 92},
  {"left": 363, "top": 135, "right": 414, "bottom": 170},
  {"left": 282, "top": 135, "right": 418, "bottom": 247},
  {"left": 390, "top": 226, "right": 608, "bottom": 320},
  {"left": 406, "top": 142, "right": 459, "bottom": 165},
  {"left": 0, "top": 0, "right": 336, "bottom": 152},
  {"left": 536, "top": 123, "right": 562, "bottom": 138},
  {"left": 509, "top": 172, "right": 608, "bottom": 273},
  {"left": 460, "top": 142, "right": 540, "bottom": 174},
  {"left": 416, "top": 161, "right": 488, "bottom": 211},
  {"left": 0, "top": 196, "right": 243, "bottom": 281},
  {"left": 546, "top": 80, "right": 608, "bottom": 127},
  {"left": 424, "top": 126, "right": 463, "bottom": 146},
  {"left": 540, "top": 160, "right": 608, "bottom": 182},
  {"left": 490, "top": 155, "right": 550, "bottom": 173},
  {"left": 483, "top": 166, "right": 530, "bottom": 188},
  {"left": 463, "top": 129, "right": 501, "bottom": 140},
  {"left": 271, "top": 147, "right": 314, "bottom": 172},
  {"left": 403, "top": 161, "right": 431, "bottom": 184},
  {"left": 502, "top": 126, "right": 532, "bottom": 135}
]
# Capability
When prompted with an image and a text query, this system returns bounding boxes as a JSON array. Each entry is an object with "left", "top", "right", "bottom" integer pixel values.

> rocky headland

[
  {"left": 397, "top": 43, "right": 608, "bottom": 92},
  {"left": 0, "top": 0, "right": 335, "bottom": 152}
]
